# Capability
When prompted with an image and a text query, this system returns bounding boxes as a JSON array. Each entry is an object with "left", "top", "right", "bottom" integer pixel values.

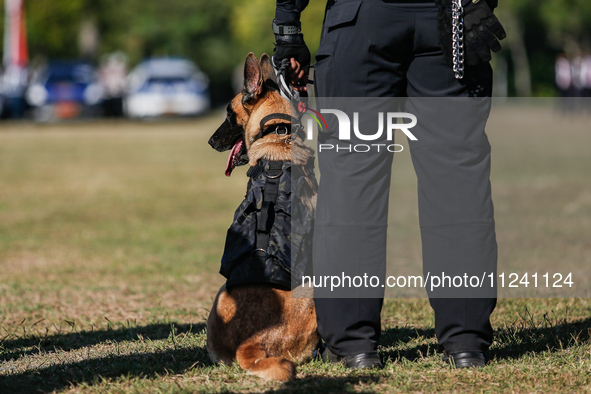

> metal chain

[{"left": 451, "top": 0, "right": 465, "bottom": 79}]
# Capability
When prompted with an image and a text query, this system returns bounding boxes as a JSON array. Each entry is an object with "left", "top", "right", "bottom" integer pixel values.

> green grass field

[{"left": 1, "top": 104, "right": 590, "bottom": 393}]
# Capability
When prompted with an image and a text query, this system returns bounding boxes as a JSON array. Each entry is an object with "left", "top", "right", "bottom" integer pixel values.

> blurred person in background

[
  {"left": 571, "top": 54, "right": 584, "bottom": 99},
  {"left": 581, "top": 52, "right": 591, "bottom": 99},
  {"left": 99, "top": 52, "right": 128, "bottom": 117},
  {"left": 556, "top": 53, "right": 574, "bottom": 113},
  {"left": 2, "top": 0, "right": 29, "bottom": 119},
  {"left": 1, "top": 63, "right": 29, "bottom": 118}
]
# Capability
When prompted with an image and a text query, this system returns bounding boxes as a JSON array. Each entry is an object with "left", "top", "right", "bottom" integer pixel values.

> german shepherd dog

[{"left": 206, "top": 53, "right": 319, "bottom": 381}]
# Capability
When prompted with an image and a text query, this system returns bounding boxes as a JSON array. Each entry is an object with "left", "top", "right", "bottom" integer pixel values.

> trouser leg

[
  {"left": 312, "top": 0, "right": 409, "bottom": 356},
  {"left": 312, "top": 0, "right": 498, "bottom": 355},
  {"left": 314, "top": 298, "right": 384, "bottom": 355},
  {"left": 407, "top": 124, "right": 497, "bottom": 352},
  {"left": 406, "top": 15, "right": 498, "bottom": 350},
  {"left": 312, "top": 124, "right": 393, "bottom": 355}
]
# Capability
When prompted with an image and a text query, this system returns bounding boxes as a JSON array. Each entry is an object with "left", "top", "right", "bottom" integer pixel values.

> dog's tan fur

[{"left": 206, "top": 53, "right": 318, "bottom": 381}]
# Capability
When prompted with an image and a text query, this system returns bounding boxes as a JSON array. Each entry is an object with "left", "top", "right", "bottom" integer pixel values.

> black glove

[
  {"left": 463, "top": 0, "right": 506, "bottom": 65},
  {"left": 273, "top": 33, "right": 311, "bottom": 72},
  {"left": 436, "top": 0, "right": 506, "bottom": 67}
]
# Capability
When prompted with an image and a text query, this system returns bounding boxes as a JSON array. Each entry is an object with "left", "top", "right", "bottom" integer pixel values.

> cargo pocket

[
  {"left": 325, "top": 0, "right": 362, "bottom": 31},
  {"left": 314, "top": 0, "right": 362, "bottom": 98},
  {"left": 268, "top": 192, "right": 292, "bottom": 273},
  {"left": 220, "top": 200, "right": 257, "bottom": 278}
]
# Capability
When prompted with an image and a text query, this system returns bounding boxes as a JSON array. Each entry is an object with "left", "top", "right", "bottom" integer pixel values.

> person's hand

[
  {"left": 435, "top": 0, "right": 506, "bottom": 68},
  {"left": 287, "top": 58, "right": 308, "bottom": 92},
  {"left": 274, "top": 32, "right": 311, "bottom": 91},
  {"left": 463, "top": 0, "right": 506, "bottom": 65}
]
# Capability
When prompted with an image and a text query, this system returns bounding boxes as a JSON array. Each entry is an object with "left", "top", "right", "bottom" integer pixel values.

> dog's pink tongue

[{"left": 225, "top": 139, "right": 244, "bottom": 177}]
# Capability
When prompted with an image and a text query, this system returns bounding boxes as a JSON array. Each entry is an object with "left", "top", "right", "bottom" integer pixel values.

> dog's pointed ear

[
  {"left": 243, "top": 53, "right": 262, "bottom": 103},
  {"left": 260, "top": 54, "right": 277, "bottom": 85}
]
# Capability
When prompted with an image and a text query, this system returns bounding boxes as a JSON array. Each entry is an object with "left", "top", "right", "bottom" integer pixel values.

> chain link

[{"left": 451, "top": 0, "right": 465, "bottom": 79}]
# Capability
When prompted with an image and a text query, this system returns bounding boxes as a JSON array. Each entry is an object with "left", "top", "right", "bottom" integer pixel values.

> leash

[
  {"left": 272, "top": 57, "right": 300, "bottom": 102},
  {"left": 271, "top": 56, "right": 310, "bottom": 121},
  {"left": 270, "top": 56, "right": 317, "bottom": 142}
]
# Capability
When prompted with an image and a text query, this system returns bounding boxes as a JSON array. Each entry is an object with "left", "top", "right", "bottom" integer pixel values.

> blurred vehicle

[
  {"left": 124, "top": 57, "right": 210, "bottom": 118},
  {"left": 25, "top": 60, "right": 103, "bottom": 121},
  {"left": 0, "top": 90, "right": 4, "bottom": 118}
]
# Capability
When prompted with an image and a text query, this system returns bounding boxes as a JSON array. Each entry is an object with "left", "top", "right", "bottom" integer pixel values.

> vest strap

[{"left": 256, "top": 161, "right": 284, "bottom": 250}]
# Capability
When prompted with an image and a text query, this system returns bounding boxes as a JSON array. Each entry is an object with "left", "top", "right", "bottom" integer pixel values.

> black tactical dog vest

[{"left": 220, "top": 159, "right": 315, "bottom": 290}]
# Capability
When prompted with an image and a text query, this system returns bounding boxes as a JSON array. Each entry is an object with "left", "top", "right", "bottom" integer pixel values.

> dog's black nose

[
  {"left": 208, "top": 134, "right": 228, "bottom": 152},
  {"left": 208, "top": 135, "right": 217, "bottom": 149}
]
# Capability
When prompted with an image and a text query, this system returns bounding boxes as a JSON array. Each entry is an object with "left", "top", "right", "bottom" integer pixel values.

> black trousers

[{"left": 312, "top": 0, "right": 497, "bottom": 355}]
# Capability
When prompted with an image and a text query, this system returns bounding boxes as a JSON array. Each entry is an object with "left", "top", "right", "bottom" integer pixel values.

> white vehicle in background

[{"left": 124, "top": 57, "right": 210, "bottom": 118}]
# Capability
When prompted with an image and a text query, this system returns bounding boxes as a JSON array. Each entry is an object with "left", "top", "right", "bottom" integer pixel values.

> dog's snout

[
  {"left": 208, "top": 134, "right": 231, "bottom": 152},
  {"left": 208, "top": 135, "right": 218, "bottom": 149}
]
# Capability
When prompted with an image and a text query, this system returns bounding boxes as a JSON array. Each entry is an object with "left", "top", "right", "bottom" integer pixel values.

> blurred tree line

[{"left": 1, "top": 0, "right": 591, "bottom": 102}]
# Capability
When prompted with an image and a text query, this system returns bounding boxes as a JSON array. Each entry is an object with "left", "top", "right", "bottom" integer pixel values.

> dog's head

[{"left": 208, "top": 53, "right": 293, "bottom": 176}]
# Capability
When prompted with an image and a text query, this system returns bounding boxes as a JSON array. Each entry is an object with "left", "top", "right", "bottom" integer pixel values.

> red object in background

[
  {"left": 3, "top": 0, "right": 29, "bottom": 67},
  {"left": 55, "top": 102, "right": 81, "bottom": 119}
]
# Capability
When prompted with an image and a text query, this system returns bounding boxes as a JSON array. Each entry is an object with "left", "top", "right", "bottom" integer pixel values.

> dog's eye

[{"left": 226, "top": 104, "right": 237, "bottom": 126}]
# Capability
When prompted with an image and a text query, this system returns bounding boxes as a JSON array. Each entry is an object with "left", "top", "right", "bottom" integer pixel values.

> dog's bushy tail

[{"left": 236, "top": 341, "right": 296, "bottom": 381}]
